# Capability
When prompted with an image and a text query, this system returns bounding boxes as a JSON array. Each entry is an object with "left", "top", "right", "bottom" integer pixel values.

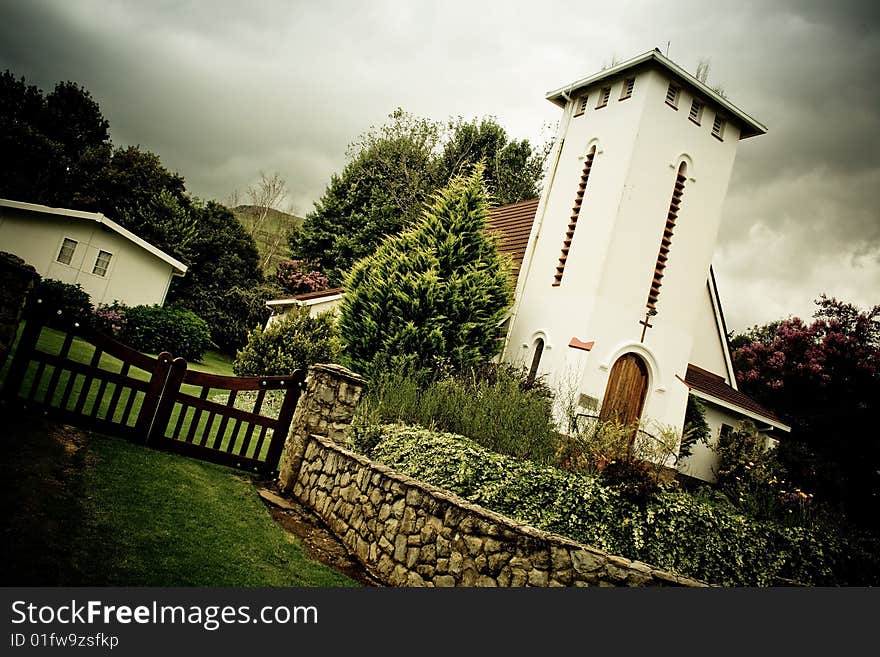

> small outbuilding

[{"left": 0, "top": 198, "right": 187, "bottom": 307}]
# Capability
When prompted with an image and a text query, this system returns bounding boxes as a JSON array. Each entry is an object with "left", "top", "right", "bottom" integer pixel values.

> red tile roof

[
  {"left": 684, "top": 363, "right": 787, "bottom": 428},
  {"left": 486, "top": 198, "right": 539, "bottom": 282}
]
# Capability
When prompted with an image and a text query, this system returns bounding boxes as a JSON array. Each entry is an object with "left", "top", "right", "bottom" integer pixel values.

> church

[
  {"left": 490, "top": 49, "right": 790, "bottom": 482},
  {"left": 270, "top": 49, "right": 791, "bottom": 483}
]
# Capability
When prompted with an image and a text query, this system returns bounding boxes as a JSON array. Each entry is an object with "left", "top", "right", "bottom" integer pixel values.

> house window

[
  {"left": 56, "top": 238, "right": 77, "bottom": 265},
  {"left": 665, "top": 83, "right": 680, "bottom": 108},
  {"left": 646, "top": 162, "right": 687, "bottom": 312},
  {"left": 554, "top": 145, "right": 596, "bottom": 285},
  {"left": 712, "top": 116, "right": 726, "bottom": 140},
  {"left": 92, "top": 250, "right": 112, "bottom": 277},
  {"left": 596, "top": 86, "right": 611, "bottom": 109},
  {"left": 689, "top": 99, "right": 704, "bottom": 125},
  {"left": 527, "top": 338, "right": 545, "bottom": 385},
  {"left": 574, "top": 95, "right": 588, "bottom": 117},
  {"left": 620, "top": 77, "right": 635, "bottom": 100}
]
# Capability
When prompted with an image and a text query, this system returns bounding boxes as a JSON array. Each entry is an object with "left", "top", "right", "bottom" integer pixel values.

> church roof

[
  {"left": 486, "top": 197, "right": 539, "bottom": 281},
  {"left": 544, "top": 49, "right": 767, "bottom": 139},
  {"left": 684, "top": 364, "right": 790, "bottom": 431}
]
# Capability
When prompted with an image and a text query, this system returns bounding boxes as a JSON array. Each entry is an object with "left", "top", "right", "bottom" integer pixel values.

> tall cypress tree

[{"left": 338, "top": 163, "right": 513, "bottom": 380}]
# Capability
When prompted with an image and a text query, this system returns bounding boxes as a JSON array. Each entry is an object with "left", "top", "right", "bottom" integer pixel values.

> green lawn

[{"left": 0, "top": 407, "right": 357, "bottom": 587}]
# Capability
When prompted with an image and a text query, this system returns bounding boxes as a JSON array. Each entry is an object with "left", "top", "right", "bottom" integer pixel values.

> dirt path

[{"left": 257, "top": 485, "right": 382, "bottom": 587}]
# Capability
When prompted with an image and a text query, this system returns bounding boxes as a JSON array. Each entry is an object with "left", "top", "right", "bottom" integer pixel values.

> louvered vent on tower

[
  {"left": 646, "top": 163, "right": 687, "bottom": 311},
  {"left": 553, "top": 146, "right": 596, "bottom": 286}
]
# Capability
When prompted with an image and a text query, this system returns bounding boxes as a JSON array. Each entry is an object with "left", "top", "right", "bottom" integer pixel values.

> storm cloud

[{"left": 1, "top": 0, "right": 877, "bottom": 331}]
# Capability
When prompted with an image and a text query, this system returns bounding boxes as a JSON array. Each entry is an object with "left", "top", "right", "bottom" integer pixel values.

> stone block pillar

[
  {"left": 278, "top": 363, "right": 366, "bottom": 493},
  {"left": 0, "top": 252, "right": 40, "bottom": 368}
]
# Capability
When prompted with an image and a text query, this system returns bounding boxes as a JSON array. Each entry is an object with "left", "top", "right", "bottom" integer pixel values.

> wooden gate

[{"left": 1, "top": 318, "right": 304, "bottom": 474}]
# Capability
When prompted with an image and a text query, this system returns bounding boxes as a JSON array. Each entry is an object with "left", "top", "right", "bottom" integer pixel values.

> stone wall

[
  {"left": 276, "top": 363, "right": 706, "bottom": 587},
  {"left": 290, "top": 432, "right": 705, "bottom": 587},
  {"left": 0, "top": 252, "right": 40, "bottom": 367}
]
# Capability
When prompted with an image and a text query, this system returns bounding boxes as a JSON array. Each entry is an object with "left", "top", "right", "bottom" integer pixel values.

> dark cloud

[{"left": 1, "top": 0, "right": 877, "bottom": 330}]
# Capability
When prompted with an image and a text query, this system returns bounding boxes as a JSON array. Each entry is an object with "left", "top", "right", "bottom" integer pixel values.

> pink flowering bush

[
  {"left": 274, "top": 259, "right": 329, "bottom": 295},
  {"left": 730, "top": 295, "right": 880, "bottom": 528},
  {"left": 93, "top": 301, "right": 129, "bottom": 337}
]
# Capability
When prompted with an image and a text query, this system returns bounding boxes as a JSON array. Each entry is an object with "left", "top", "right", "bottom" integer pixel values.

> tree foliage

[
  {"left": 290, "top": 108, "right": 549, "bottom": 285},
  {"left": 167, "top": 201, "right": 269, "bottom": 352},
  {"left": 1, "top": 69, "right": 268, "bottom": 353},
  {"left": 441, "top": 116, "right": 547, "bottom": 206},
  {"left": 731, "top": 295, "right": 880, "bottom": 527},
  {"left": 289, "top": 109, "right": 442, "bottom": 284},
  {"left": 337, "top": 164, "right": 514, "bottom": 381}
]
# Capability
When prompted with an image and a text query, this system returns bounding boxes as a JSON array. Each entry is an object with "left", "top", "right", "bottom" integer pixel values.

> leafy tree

[
  {"left": 440, "top": 116, "right": 547, "bottom": 206},
  {"left": 289, "top": 108, "right": 442, "bottom": 284},
  {"left": 118, "top": 188, "right": 198, "bottom": 262},
  {"left": 731, "top": 295, "right": 880, "bottom": 527},
  {"left": 167, "top": 201, "right": 271, "bottom": 352},
  {"left": 337, "top": 163, "right": 514, "bottom": 381},
  {"left": 0, "top": 71, "right": 108, "bottom": 206},
  {"left": 290, "top": 109, "right": 549, "bottom": 285}
]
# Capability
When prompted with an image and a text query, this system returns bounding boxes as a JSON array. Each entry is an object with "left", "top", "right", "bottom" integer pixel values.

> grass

[{"left": 0, "top": 408, "right": 358, "bottom": 586}]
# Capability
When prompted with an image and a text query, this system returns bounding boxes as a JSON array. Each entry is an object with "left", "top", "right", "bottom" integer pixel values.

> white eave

[
  {"left": 689, "top": 388, "right": 792, "bottom": 433},
  {"left": 0, "top": 198, "right": 188, "bottom": 275},
  {"left": 545, "top": 49, "right": 768, "bottom": 139}
]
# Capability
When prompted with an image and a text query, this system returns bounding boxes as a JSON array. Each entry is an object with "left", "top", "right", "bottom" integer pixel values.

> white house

[
  {"left": 0, "top": 198, "right": 187, "bottom": 307},
  {"left": 500, "top": 49, "right": 789, "bottom": 482},
  {"left": 265, "top": 287, "right": 344, "bottom": 327}
]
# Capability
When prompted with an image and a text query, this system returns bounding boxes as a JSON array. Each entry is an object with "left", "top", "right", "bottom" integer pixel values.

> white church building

[{"left": 496, "top": 49, "right": 790, "bottom": 482}]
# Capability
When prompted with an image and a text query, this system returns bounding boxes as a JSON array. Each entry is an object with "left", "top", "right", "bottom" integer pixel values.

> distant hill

[{"left": 231, "top": 205, "right": 305, "bottom": 275}]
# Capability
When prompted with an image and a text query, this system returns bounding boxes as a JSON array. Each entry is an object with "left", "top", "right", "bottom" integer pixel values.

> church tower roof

[{"left": 545, "top": 49, "right": 768, "bottom": 139}]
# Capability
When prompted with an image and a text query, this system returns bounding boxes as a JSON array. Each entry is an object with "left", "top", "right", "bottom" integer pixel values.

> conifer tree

[{"left": 338, "top": 163, "right": 513, "bottom": 380}]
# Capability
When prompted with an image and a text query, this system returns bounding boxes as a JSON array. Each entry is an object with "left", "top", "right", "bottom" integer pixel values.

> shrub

[
  {"left": 233, "top": 305, "right": 341, "bottom": 376},
  {"left": 679, "top": 394, "right": 711, "bottom": 461},
  {"left": 350, "top": 363, "right": 559, "bottom": 464},
  {"left": 26, "top": 279, "right": 93, "bottom": 328},
  {"left": 367, "top": 423, "right": 880, "bottom": 586},
  {"left": 121, "top": 304, "right": 211, "bottom": 360}
]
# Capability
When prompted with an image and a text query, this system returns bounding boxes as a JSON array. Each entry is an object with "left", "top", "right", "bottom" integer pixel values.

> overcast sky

[{"left": 1, "top": 0, "right": 878, "bottom": 332}]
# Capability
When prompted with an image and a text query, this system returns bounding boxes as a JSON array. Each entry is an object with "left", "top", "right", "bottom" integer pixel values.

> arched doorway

[{"left": 599, "top": 353, "right": 649, "bottom": 442}]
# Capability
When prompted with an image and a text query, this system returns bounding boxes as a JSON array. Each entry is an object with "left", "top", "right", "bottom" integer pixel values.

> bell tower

[{"left": 502, "top": 50, "right": 767, "bottom": 437}]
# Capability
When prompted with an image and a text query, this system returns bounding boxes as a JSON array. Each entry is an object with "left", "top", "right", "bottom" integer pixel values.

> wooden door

[{"left": 599, "top": 353, "right": 648, "bottom": 437}]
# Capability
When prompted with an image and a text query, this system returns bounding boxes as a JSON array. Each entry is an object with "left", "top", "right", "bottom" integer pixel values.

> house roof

[
  {"left": 266, "top": 287, "right": 344, "bottom": 308},
  {"left": 545, "top": 49, "right": 767, "bottom": 139},
  {"left": 0, "top": 198, "right": 188, "bottom": 275},
  {"left": 684, "top": 364, "right": 791, "bottom": 432},
  {"left": 486, "top": 197, "right": 539, "bottom": 281}
]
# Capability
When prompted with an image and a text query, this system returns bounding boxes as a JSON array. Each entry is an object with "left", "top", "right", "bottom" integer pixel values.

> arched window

[
  {"left": 527, "top": 338, "right": 545, "bottom": 384},
  {"left": 646, "top": 162, "right": 687, "bottom": 312},
  {"left": 554, "top": 145, "right": 597, "bottom": 286}
]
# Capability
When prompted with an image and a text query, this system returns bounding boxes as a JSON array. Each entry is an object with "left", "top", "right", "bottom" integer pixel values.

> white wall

[
  {"left": 689, "top": 280, "right": 732, "bottom": 381},
  {"left": 0, "top": 208, "right": 176, "bottom": 307},
  {"left": 265, "top": 295, "right": 342, "bottom": 328}
]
